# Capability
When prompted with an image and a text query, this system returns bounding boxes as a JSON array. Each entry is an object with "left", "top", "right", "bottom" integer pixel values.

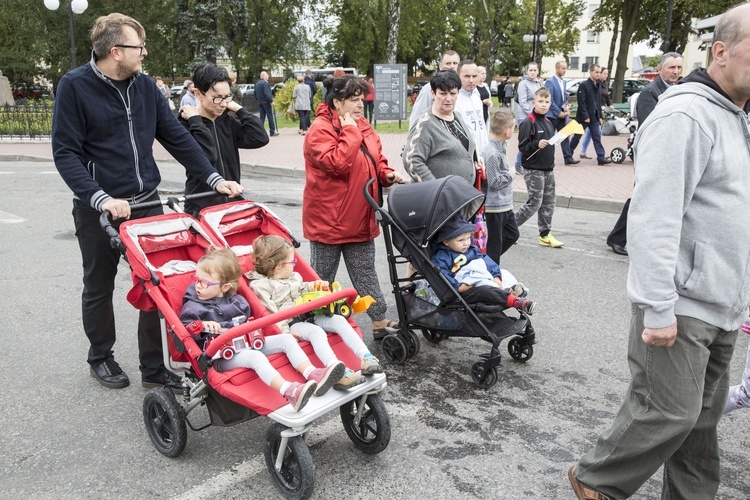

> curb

[{"left": 2, "top": 154, "right": 626, "bottom": 213}]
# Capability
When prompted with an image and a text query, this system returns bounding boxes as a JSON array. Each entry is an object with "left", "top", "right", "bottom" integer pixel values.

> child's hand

[
  {"left": 493, "top": 276, "right": 503, "bottom": 288},
  {"left": 202, "top": 321, "right": 222, "bottom": 334},
  {"left": 538, "top": 139, "right": 549, "bottom": 149}
]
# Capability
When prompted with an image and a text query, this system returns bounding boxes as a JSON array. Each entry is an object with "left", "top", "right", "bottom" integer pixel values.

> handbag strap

[{"left": 360, "top": 144, "right": 383, "bottom": 206}]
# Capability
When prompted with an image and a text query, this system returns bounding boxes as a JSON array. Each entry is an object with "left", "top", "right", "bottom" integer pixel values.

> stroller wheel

[
  {"left": 339, "top": 393, "right": 392, "bottom": 455},
  {"left": 143, "top": 388, "right": 188, "bottom": 457},
  {"left": 611, "top": 147, "right": 626, "bottom": 164},
  {"left": 471, "top": 362, "right": 498, "bottom": 389},
  {"left": 404, "top": 330, "right": 421, "bottom": 358},
  {"left": 508, "top": 337, "right": 534, "bottom": 363},
  {"left": 421, "top": 328, "right": 446, "bottom": 344},
  {"left": 263, "top": 423, "right": 315, "bottom": 500},
  {"left": 381, "top": 333, "right": 408, "bottom": 364}
]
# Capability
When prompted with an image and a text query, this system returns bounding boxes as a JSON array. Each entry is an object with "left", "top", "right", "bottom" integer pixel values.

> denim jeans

[
  {"left": 574, "top": 307, "right": 738, "bottom": 499},
  {"left": 570, "top": 120, "right": 606, "bottom": 162},
  {"left": 72, "top": 194, "right": 165, "bottom": 377}
]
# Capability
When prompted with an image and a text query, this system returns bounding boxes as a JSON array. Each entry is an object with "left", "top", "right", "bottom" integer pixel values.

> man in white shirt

[
  {"left": 455, "top": 60, "right": 488, "bottom": 158},
  {"left": 409, "top": 50, "right": 460, "bottom": 129}
]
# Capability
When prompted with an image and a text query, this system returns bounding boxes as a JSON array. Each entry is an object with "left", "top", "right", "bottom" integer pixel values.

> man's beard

[{"left": 116, "top": 60, "right": 141, "bottom": 80}]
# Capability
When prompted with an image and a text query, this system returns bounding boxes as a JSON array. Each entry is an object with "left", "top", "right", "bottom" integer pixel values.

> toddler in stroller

[
  {"left": 431, "top": 215, "right": 536, "bottom": 315},
  {"left": 179, "top": 248, "right": 345, "bottom": 411},
  {"left": 364, "top": 175, "right": 538, "bottom": 388}
]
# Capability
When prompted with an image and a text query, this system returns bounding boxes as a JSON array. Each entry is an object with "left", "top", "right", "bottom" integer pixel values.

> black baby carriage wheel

[
  {"left": 381, "top": 333, "right": 408, "bottom": 364},
  {"left": 339, "top": 393, "right": 392, "bottom": 454},
  {"left": 404, "top": 330, "right": 421, "bottom": 358},
  {"left": 142, "top": 388, "right": 188, "bottom": 457},
  {"left": 508, "top": 337, "right": 534, "bottom": 362},
  {"left": 610, "top": 147, "right": 626, "bottom": 164},
  {"left": 471, "top": 362, "right": 498, "bottom": 389},
  {"left": 421, "top": 328, "right": 446, "bottom": 344},
  {"left": 263, "top": 423, "right": 315, "bottom": 500}
]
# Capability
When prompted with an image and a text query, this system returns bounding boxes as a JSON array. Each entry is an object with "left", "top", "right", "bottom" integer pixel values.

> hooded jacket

[
  {"left": 432, "top": 243, "right": 502, "bottom": 290},
  {"left": 515, "top": 75, "right": 543, "bottom": 121},
  {"left": 179, "top": 107, "right": 268, "bottom": 214},
  {"left": 518, "top": 112, "right": 556, "bottom": 171},
  {"left": 302, "top": 102, "right": 396, "bottom": 244},
  {"left": 628, "top": 68, "right": 750, "bottom": 331},
  {"left": 52, "top": 57, "right": 224, "bottom": 211},
  {"left": 179, "top": 283, "right": 252, "bottom": 347}
]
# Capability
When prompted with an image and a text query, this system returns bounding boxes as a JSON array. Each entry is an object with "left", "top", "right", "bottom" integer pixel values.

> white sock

[
  {"left": 303, "top": 366, "right": 315, "bottom": 379},
  {"left": 356, "top": 348, "right": 369, "bottom": 359},
  {"left": 280, "top": 381, "right": 291, "bottom": 395}
]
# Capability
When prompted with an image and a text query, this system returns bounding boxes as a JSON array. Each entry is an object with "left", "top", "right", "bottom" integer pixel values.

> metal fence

[{"left": 0, "top": 103, "right": 53, "bottom": 139}]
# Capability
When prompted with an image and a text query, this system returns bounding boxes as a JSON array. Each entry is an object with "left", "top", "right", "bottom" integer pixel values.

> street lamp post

[
  {"left": 43, "top": 0, "right": 89, "bottom": 70},
  {"left": 523, "top": 0, "right": 547, "bottom": 64}
]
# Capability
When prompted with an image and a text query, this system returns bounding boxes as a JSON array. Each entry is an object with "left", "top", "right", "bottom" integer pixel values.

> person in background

[
  {"left": 476, "top": 66, "right": 492, "bottom": 128},
  {"left": 568, "top": 64, "right": 612, "bottom": 165},
  {"left": 256, "top": 71, "right": 278, "bottom": 136},
  {"left": 409, "top": 50, "right": 461, "bottom": 129},
  {"left": 514, "top": 62, "right": 543, "bottom": 173},
  {"left": 155, "top": 75, "right": 170, "bottom": 100},
  {"left": 179, "top": 80, "right": 196, "bottom": 107},
  {"left": 179, "top": 63, "right": 268, "bottom": 216},
  {"left": 364, "top": 77, "right": 375, "bottom": 123},
  {"left": 545, "top": 60, "right": 578, "bottom": 165},
  {"left": 293, "top": 75, "right": 312, "bottom": 135},
  {"left": 503, "top": 78, "right": 514, "bottom": 107},
  {"left": 304, "top": 69, "right": 317, "bottom": 110},
  {"left": 578, "top": 67, "right": 613, "bottom": 160}
]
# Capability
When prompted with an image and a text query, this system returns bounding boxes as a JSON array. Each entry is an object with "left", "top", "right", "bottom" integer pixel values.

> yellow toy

[{"left": 294, "top": 281, "right": 375, "bottom": 318}]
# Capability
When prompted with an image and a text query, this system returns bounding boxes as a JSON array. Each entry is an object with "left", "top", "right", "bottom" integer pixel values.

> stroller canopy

[{"left": 388, "top": 176, "right": 484, "bottom": 246}]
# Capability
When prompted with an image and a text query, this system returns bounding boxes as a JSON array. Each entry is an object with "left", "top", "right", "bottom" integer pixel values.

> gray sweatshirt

[
  {"left": 482, "top": 138, "right": 514, "bottom": 212},
  {"left": 403, "top": 109, "right": 476, "bottom": 184},
  {"left": 627, "top": 81, "right": 750, "bottom": 331}
]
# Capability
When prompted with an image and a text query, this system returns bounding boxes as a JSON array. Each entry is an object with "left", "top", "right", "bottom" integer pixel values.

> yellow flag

[{"left": 559, "top": 119, "right": 585, "bottom": 137}]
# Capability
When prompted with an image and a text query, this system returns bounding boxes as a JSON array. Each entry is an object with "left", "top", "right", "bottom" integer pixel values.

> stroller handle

[{"left": 363, "top": 178, "right": 379, "bottom": 210}]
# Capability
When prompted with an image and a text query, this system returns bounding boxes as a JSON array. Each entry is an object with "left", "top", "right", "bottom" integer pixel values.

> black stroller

[{"left": 364, "top": 176, "right": 537, "bottom": 389}]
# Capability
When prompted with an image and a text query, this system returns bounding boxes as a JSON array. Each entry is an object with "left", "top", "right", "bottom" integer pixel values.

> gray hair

[
  {"left": 658, "top": 52, "right": 682, "bottom": 67},
  {"left": 713, "top": 3, "right": 748, "bottom": 53}
]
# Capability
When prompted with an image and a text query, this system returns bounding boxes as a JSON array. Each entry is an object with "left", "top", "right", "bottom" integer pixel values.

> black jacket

[
  {"left": 575, "top": 78, "right": 602, "bottom": 124},
  {"left": 52, "top": 58, "right": 223, "bottom": 211},
  {"left": 635, "top": 77, "right": 668, "bottom": 125},
  {"left": 304, "top": 76, "right": 317, "bottom": 107},
  {"left": 179, "top": 107, "right": 269, "bottom": 214},
  {"left": 518, "top": 112, "right": 556, "bottom": 171}
]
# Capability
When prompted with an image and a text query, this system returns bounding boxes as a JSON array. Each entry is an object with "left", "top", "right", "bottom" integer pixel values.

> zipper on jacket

[
  {"left": 210, "top": 121, "right": 226, "bottom": 177},
  {"left": 109, "top": 79, "right": 143, "bottom": 194}
]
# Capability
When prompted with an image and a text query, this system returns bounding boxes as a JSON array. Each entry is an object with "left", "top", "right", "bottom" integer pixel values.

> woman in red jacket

[{"left": 303, "top": 76, "right": 404, "bottom": 339}]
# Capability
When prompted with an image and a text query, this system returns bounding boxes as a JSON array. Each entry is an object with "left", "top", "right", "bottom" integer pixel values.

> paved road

[{"left": 1, "top": 160, "right": 747, "bottom": 499}]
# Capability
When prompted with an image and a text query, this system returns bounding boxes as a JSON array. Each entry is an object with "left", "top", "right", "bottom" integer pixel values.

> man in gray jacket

[{"left": 569, "top": 4, "right": 750, "bottom": 499}]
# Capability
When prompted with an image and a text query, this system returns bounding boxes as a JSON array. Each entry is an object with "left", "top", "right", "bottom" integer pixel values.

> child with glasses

[
  {"left": 179, "top": 248, "right": 345, "bottom": 412},
  {"left": 248, "top": 235, "right": 383, "bottom": 391}
]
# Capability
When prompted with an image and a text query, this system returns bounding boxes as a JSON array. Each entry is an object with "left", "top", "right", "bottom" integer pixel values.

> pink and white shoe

[
  {"left": 283, "top": 381, "right": 317, "bottom": 412},
  {"left": 307, "top": 361, "right": 345, "bottom": 396}
]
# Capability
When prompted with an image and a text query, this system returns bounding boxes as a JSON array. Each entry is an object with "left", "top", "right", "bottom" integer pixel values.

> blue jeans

[
  {"left": 72, "top": 194, "right": 165, "bottom": 377},
  {"left": 580, "top": 128, "right": 591, "bottom": 153},
  {"left": 569, "top": 120, "right": 606, "bottom": 162},
  {"left": 258, "top": 102, "right": 276, "bottom": 134}
]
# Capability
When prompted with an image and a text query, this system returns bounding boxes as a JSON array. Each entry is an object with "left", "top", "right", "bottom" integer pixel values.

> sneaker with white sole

[
  {"left": 333, "top": 368, "right": 366, "bottom": 391},
  {"left": 539, "top": 233, "right": 564, "bottom": 248},
  {"left": 307, "top": 361, "right": 346, "bottom": 396},
  {"left": 361, "top": 353, "right": 384, "bottom": 375},
  {"left": 283, "top": 380, "right": 317, "bottom": 412}
]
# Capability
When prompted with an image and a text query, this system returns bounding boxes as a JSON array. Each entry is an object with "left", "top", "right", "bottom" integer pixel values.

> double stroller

[
  {"left": 101, "top": 195, "right": 390, "bottom": 500},
  {"left": 364, "top": 175, "right": 537, "bottom": 389}
]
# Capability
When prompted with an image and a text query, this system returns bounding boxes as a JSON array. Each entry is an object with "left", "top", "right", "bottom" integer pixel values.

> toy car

[{"left": 295, "top": 282, "right": 374, "bottom": 318}]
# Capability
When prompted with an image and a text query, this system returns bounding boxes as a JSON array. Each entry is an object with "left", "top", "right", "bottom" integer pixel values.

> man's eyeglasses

[
  {"left": 115, "top": 43, "right": 146, "bottom": 55},
  {"left": 192, "top": 275, "right": 227, "bottom": 288},
  {"left": 208, "top": 94, "right": 234, "bottom": 104}
]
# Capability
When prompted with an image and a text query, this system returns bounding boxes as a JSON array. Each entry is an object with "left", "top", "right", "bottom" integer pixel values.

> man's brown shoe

[{"left": 568, "top": 467, "right": 608, "bottom": 499}]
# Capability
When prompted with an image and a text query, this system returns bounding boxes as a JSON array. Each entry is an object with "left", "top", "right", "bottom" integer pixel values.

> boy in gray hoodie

[{"left": 482, "top": 110, "right": 519, "bottom": 264}]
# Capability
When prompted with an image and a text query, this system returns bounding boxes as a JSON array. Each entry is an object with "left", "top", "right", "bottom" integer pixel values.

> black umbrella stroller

[{"left": 364, "top": 176, "right": 537, "bottom": 389}]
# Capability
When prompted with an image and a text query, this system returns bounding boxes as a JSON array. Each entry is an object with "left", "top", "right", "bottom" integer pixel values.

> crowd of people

[{"left": 50, "top": 4, "right": 750, "bottom": 499}]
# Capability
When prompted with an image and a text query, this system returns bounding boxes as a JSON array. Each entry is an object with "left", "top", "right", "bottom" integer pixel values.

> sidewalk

[{"left": 0, "top": 128, "right": 633, "bottom": 213}]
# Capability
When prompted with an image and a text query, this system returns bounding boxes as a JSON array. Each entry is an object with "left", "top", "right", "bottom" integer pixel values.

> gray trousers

[
  {"left": 514, "top": 169, "right": 556, "bottom": 234},
  {"left": 309, "top": 240, "right": 388, "bottom": 322},
  {"left": 575, "top": 306, "right": 738, "bottom": 499}
]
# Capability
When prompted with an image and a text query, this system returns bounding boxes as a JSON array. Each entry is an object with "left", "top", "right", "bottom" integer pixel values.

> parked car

[
  {"left": 565, "top": 79, "right": 587, "bottom": 101},
  {"left": 236, "top": 83, "right": 254, "bottom": 95},
  {"left": 610, "top": 78, "right": 650, "bottom": 100},
  {"left": 271, "top": 83, "right": 285, "bottom": 96},
  {"left": 12, "top": 82, "right": 51, "bottom": 101},
  {"left": 170, "top": 83, "right": 185, "bottom": 99},
  {"left": 489, "top": 80, "right": 499, "bottom": 96}
]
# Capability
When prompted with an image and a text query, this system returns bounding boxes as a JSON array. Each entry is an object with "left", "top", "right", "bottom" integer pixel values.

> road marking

[{"left": 0, "top": 211, "right": 24, "bottom": 223}]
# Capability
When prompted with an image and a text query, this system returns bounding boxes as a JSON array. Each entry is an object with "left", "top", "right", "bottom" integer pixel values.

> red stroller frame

[{"left": 102, "top": 195, "right": 390, "bottom": 500}]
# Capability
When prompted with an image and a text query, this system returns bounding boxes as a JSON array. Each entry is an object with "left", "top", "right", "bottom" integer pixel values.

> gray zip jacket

[
  {"left": 482, "top": 138, "right": 514, "bottom": 212},
  {"left": 628, "top": 81, "right": 750, "bottom": 331}
]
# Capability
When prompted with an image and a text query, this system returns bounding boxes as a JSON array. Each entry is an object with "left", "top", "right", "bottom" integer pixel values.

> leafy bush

[{"left": 274, "top": 79, "right": 323, "bottom": 121}]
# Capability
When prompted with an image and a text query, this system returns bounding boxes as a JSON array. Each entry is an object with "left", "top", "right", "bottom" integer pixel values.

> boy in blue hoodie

[{"left": 431, "top": 216, "right": 535, "bottom": 314}]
